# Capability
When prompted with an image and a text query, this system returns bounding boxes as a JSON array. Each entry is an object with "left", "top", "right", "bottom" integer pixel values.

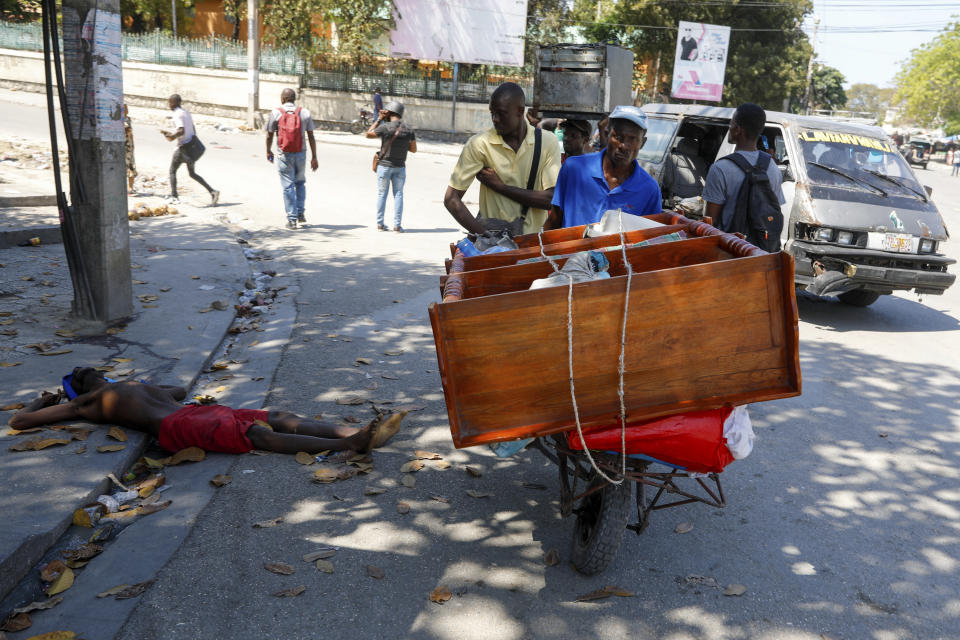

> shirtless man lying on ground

[{"left": 9, "top": 367, "right": 403, "bottom": 455}]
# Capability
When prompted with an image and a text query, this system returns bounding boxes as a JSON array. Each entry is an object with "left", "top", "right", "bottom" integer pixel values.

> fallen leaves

[
  {"left": 61, "top": 543, "right": 103, "bottom": 562},
  {"left": 295, "top": 451, "right": 315, "bottom": 465},
  {"left": 576, "top": 585, "right": 635, "bottom": 602},
  {"left": 210, "top": 474, "right": 232, "bottom": 487},
  {"left": 273, "top": 585, "right": 306, "bottom": 597},
  {"left": 336, "top": 395, "right": 365, "bottom": 406},
  {"left": 315, "top": 559, "right": 335, "bottom": 574},
  {"left": 302, "top": 549, "right": 336, "bottom": 562},
  {"left": 724, "top": 584, "right": 747, "bottom": 597},
  {"left": 10, "top": 597, "right": 63, "bottom": 617},
  {"left": 0, "top": 613, "right": 32, "bottom": 632},
  {"left": 163, "top": 447, "right": 205, "bottom": 465},
  {"left": 544, "top": 549, "right": 560, "bottom": 566},
  {"left": 1, "top": 402, "right": 25, "bottom": 411},
  {"left": 96, "top": 444, "right": 126, "bottom": 453},
  {"left": 107, "top": 426, "right": 127, "bottom": 442},
  {"left": 400, "top": 460, "right": 424, "bottom": 473},
  {"left": 264, "top": 562, "right": 295, "bottom": 576},
  {"left": 430, "top": 494, "right": 450, "bottom": 504},
  {"left": 465, "top": 490, "right": 491, "bottom": 499},
  {"left": 465, "top": 466, "right": 483, "bottom": 478},
  {"left": 9, "top": 436, "right": 72, "bottom": 452},
  {"left": 354, "top": 357, "right": 372, "bottom": 365},
  {"left": 396, "top": 501, "right": 410, "bottom": 514},
  {"left": 97, "top": 580, "right": 154, "bottom": 599},
  {"left": 252, "top": 517, "right": 283, "bottom": 528},
  {"left": 312, "top": 467, "right": 340, "bottom": 483},
  {"left": 26, "top": 632, "right": 77, "bottom": 640},
  {"left": 366, "top": 565, "right": 385, "bottom": 580},
  {"left": 429, "top": 585, "right": 452, "bottom": 604},
  {"left": 42, "top": 561, "right": 74, "bottom": 596},
  {"left": 138, "top": 500, "right": 171, "bottom": 516},
  {"left": 0, "top": 362, "right": 22, "bottom": 367},
  {"left": 364, "top": 487, "right": 386, "bottom": 496},
  {"left": 400, "top": 474, "right": 416, "bottom": 488}
]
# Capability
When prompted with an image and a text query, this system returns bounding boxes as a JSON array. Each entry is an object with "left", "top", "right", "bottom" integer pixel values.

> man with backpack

[
  {"left": 703, "top": 103, "right": 785, "bottom": 252},
  {"left": 266, "top": 88, "right": 318, "bottom": 230}
]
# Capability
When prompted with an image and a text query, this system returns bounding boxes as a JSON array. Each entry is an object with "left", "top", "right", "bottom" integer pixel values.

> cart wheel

[
  {"left": 349, "top": 120, "right": 365, "bottom": 135},
  {"left": 570, "top": 476, "right": 631, "bottom": 575}
]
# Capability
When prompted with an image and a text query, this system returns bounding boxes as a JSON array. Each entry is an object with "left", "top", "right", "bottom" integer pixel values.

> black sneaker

[
  {"left": 286, "top": 220, "right": 298, "bottom": 230},
  {"left": 297, "top": 213, "right": 306, "bottom": 223}
]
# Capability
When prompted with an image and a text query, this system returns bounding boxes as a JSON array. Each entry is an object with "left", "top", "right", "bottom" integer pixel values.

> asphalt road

[{"left": 2, "top": 90, "right": 959, "bottom": 639}]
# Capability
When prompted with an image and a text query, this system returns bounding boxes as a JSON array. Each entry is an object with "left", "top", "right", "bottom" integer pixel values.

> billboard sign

[
  {"left": 390, "top": 0, "right": 528, "bottom": 67},
  {"left": 670, "top": 21, "right": 731, "bottom": 102}
]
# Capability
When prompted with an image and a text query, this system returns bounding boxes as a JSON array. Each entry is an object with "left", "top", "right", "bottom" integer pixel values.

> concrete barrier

[{"left": 0, "top": 47, "right": 492, "bottom": 135}]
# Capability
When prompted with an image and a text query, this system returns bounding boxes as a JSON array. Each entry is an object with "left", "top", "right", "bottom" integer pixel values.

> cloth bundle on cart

[{"left": 566, "top": 405, "right": 755, "bottom": 473}]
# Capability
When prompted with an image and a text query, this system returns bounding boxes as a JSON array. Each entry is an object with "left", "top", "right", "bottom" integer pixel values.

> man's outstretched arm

[
  {"left": 9, "top": 394, "right": 81, "bottom": 430},
  {"left": 444, "top": 186, "right": 486, "bottom": 235}
]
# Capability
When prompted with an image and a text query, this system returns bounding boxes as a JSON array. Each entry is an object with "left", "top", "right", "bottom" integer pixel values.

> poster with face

[{"left": 671, "top": 21, "right": 731, "bottom": 102}]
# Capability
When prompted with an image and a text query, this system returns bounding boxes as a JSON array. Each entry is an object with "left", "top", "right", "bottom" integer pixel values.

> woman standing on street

[{"left": 367, "top": 100, "right": 416, "bottom": 232}]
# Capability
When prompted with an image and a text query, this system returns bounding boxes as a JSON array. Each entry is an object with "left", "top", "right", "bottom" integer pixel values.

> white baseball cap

[{"left": 609, "top": 105, "right": 648, "bottom": 131}]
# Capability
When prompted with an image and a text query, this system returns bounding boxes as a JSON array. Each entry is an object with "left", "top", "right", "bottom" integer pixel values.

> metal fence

[
  {"left": 0, "top": 20, "right": 531, "bottom": 103},
  {"left": 0, "top": 21, "right": 303, "bottom": 74}
]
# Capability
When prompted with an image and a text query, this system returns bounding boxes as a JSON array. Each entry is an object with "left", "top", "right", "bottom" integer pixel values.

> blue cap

[{"left": 608, "top": 105, "right": 648, "bottom": 131}]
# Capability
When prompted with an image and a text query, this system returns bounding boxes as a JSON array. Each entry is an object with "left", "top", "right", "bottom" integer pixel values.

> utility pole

[
  {"left": 61, "top": 0, "right": 133, "bottom": 321},
  {"left": 171, "top": 0, "right": 177, "bottom": 37},
  {"left": 247, "top": 0, "right": 259, "bottom": 128},
  {"left": 802, "top": 17, "right": 819, "bottom": 115}
]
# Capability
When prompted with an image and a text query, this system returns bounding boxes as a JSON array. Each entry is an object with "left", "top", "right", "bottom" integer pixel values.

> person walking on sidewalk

[
  {"left": 266, "top": 88, "right": 318, "bottom": 230},
  {"left": 952, "top": 147, "right": 960, "bottom": 176},
  {"left": 163, "top": 94, "right": 219, "bottom": 206},
  {"left": 367, "top": 100, "right": 417, "bottom": 232}
]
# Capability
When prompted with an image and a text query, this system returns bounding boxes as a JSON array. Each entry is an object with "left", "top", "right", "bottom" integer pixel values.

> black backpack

[{"left": 720, "top": 153, "right": 783, "bottom": 252}]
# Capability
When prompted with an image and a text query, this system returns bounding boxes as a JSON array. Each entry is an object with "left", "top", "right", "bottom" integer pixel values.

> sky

[{"left": 806, "top": 0, "right": 959, "bottom": 88}]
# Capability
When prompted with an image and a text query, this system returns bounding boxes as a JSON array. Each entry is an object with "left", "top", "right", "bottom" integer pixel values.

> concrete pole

[
  {"left": 450, "top": 61, "right": 458, "bottom": 133},
  {"left": 61, "top": 0, "right": 133, "bottom": 321},
  {"left": 802, "top": 17, "right": 819, "bottom": 115},
  {"left": 171, "top": 0, "right": 177, "bottom": 37},
  {"left": 247, "top": 0, "right": 259, "bottom": 128}
]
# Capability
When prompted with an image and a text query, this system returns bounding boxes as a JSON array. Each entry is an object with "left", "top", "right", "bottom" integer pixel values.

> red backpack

[{"left": 276, "top": 106, "right": 303, "bottom": 153}]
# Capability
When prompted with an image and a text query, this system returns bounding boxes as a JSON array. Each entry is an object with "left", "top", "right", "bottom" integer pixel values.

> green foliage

[
  {"left": 262, "top": 0, "right": 392, "bottom": 61},
  {"left": 846, "top": 83, "right": 894, "bottom": 118},
  {"left": 121, "top": 0, "right": 195, "bottom": 33},
  {"left": 567, "top": 0, "right": 813, "bottom": 110},
  {"left": 810, "top": 64, "right": 847, "bottom": 111},
  {"left": 894, "top": 22, "right": 960, "bottom": 128},
  {"left": 262, "top": 0, "right": 320, "bottom": 51},
  {"left": 525, "top": 0, "right": 570, "bottom": 66},
  {"left": 222, "top": 0, "right": 245, "bottom": 41},
  {"left": 1, "top": 0, "right": 41, "bottom": 22}
]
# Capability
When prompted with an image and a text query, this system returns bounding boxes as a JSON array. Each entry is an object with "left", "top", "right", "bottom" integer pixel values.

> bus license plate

[{"left": 882, "top": 233, "right": 913, "bottom": 253}]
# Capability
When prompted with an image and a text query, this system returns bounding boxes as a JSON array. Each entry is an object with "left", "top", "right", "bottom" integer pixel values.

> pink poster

[{"left": 671, "top": 21, "right": 731, "bottom": 102}]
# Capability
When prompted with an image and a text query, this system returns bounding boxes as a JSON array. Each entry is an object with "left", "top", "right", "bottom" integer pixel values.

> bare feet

[{"left": 370, "top": 411, "right": 406, "bottom": 450}]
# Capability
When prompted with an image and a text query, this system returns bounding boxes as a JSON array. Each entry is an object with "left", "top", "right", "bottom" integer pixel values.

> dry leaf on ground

[
  {"left": 576, "top": 585, "right": 634, "bottom": 602},
  {"left": 430, "top": 494, "right": 450, "bottom": 503},
  {"left": 74, "top": 446, "right": 87, "bottom": 454},
  {"left": 544, "top": 549, "right": 560, "bottom": 566},
  {"left": 264, "top": 562, "right": 295, "bottom": 575},
  {"left": 0, "top": 612, "right": 31, "bottom": 632},
  {"left": 97, "top": 585, "right": 130, "bottom": 598},
  {"left": 96, "top": 444, "right": 126, "bottom": 453},
  {"left": 414, "top": 450, "right": 442, "bottom": 460},
  {"left": 396, "top": 501, "right": 410, "bottom": 514},
  {"left": 355, "top": 357, "right": 372, "bottom": 365},
  {"left": 45, "top": 567, "right": 74, "bottom": 596},
  {"left": 429, "top": 585, "right": 452, "bottom": 604},
  {"left": 465, "top": 466, "right": 482, "bottom": 477},
  {"left": 466, "top": 490, "right": 491, "bottom": 499},
  {"left": 60, "top": 544, "right": 102, "bottom": 562},
  {"left": 10, "top": 596, "right": 63, "bottom": 616},
  {"left": 364, "top": 487, "right": 386, "bottom": 496},
  {"left": 210, "top": 474, "right": 232, "bottom": 487},
  {"left": 139, "top": 500, "right": 171, "bottom": 516},
  {"left": 114, "top": 580, "right": 155, "bottom": 600},
  {"left": 674, "top": 522, "right": 694, "bottom": 534},
  {"left": 40, "top": 560, "right": 68, "bottom": 583},
  {"left": 273, "top": 585, "right": 306, "bottom": 597},
  {"left": 107, "top": 426, "right": 127, "bottom": 442},
  {"left": 724, "top": 584, "right": 747, "bottom": 596},
  {"left": 366, "top": 565, "right": 385, "bottom": 579},
  {"left": 67, "top": 428, "right": 92, "bottom": 441},
  {"left": 430, "top": 460, "right": 452, "bottom": 470},
  {"left": 400, "top": 460, "right": 424, "bottom": 473},
  {"left": 294, "top": 451, "right": 315, "bottom": 465},
  {"left": 33, "top": 437, "right": 72, "bottom": 450},
  {"left": 8, "top": 427, "right": 44, "bottom": 435},
  {"left": 383, "top": 350, "right": 404, "bottom": 356},
  {"left": 252, "top": 517, "right": 282, "bottom": 528},
  {"left": 400, "top": 474, "right": 416, "bottom": 488},
  {"left": 165, "top": 447, "right": 205, "bottom": 465},
  {"left": 1, "top": 402, "right": 25, "bottom": 411},
  {"left": 303, "top": 549, "right": 336, "bottom": 562},
  {"left": 315, "top": 560, "right": 335, "bottom": 574},
  {"left": 313, "top": 467, "right": 340, "bottom": 483},
  {"left": 336, "top": 395, "right": 365, "bottom": 405}
]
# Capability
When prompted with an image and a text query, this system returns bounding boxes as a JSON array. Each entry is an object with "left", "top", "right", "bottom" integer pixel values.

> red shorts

[{"left": 158, "top": 405, "right": 268, "bottom": 454}]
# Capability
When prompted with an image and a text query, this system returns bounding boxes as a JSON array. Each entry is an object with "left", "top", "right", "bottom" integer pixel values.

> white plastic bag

[{"left": 723, "top": 405, "right": 755, "bottom": 459}]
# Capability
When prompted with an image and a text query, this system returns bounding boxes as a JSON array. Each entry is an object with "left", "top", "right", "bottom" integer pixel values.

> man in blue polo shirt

[{"left": 545, "top": 105, "right": 662, "bottom": 229}]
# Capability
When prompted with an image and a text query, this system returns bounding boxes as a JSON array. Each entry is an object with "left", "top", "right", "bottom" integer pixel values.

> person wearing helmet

[
  {"left": 367, "top": 100, "right": 417, "bottom": 232},
  {"left": 546, "top": 105, "right": 661, "bottom": 229}
]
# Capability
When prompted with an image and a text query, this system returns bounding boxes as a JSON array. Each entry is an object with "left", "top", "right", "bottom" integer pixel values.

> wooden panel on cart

[{"left": 430, "top": 233, "right": 800, "bottom": 448}]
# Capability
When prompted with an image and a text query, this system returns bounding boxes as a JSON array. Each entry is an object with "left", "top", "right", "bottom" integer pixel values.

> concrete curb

[{"left": 0, "top": 225, "right": 62, "bottom": 249}]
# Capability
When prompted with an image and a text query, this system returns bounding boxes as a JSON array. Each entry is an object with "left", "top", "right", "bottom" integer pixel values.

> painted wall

[{"left": 0, "top": 48, "right": 492, "bottom": 133}]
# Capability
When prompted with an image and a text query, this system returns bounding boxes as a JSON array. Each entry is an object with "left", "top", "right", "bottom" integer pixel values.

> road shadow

[{"left": 797, "top": 289, "right": 960, "bottom": 333}]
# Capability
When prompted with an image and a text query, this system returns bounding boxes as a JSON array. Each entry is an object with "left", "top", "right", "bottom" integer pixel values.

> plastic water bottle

[{"left": 456, "top": 237, "right": 481, "bottom": 257}]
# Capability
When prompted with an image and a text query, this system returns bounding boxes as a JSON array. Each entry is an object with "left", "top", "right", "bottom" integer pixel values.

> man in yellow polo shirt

[{"left": 443, "top": 82, "right": 562, "bottom": 235}]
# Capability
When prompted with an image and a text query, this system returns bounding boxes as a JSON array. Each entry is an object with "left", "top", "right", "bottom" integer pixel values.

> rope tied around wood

[{"left": 537, "top": 210, "right": 633, "bottom": 485}]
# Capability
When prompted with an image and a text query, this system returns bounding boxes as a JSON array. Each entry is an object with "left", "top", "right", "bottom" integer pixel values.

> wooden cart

[{"left": 428, "top": 213, "right": 802, "bottom": 573}]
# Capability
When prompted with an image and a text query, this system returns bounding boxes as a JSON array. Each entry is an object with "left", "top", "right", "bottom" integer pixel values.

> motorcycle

[{"left": 350, "top": 106, "right": 375, "bottom": 135}]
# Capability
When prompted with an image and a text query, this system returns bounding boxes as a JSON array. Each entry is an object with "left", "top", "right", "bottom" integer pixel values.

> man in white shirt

[{"left": 163, "top": 94, "right": 218, "bottom": 206}]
